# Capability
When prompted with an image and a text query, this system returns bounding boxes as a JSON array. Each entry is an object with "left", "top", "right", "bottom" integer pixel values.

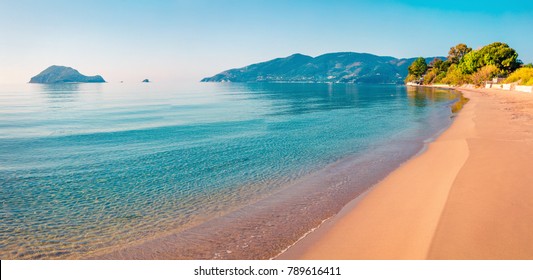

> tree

[
  {"left": 428, "top": 58, "right": 441, "bottom": 68},
  {"left": 458, "top": 50, "right": 482, "bottom": 74},
  {"left": 423, "top": 59, "right": 440, "bottom": 84},
  {"left": 447, "top": 43, "right": 472, "bottom": 64},
  {"left": 421, "top": 58, "right": 451, "bottom": 85},
  {"left": 428, "top": 58, "right": 448, "bottom": 71},
  {"left": 477, "top": 42, "right": 521, "bottom": 74},
  {"left": 407, "top": 57, "right": 428, "bottom": 80}
]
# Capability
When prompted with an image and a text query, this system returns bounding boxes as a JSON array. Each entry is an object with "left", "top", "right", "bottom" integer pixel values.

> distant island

[
  {"left": 142, "top": 79, "right": 150, "bottom": 83},
  {"left": 29, "top": 65, "right": 105, "bottom": 84},
  {"left": 201, "top": 52, "right": 443, "bottom": 84}
]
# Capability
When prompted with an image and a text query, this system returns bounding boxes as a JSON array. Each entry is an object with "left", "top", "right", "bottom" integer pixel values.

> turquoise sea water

[{"left": 0, "top": 83, "right": 457, "bottom": 259}]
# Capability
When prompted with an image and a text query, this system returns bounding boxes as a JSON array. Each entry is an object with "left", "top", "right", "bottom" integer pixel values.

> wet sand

[{"left": 280, "top": 88, "right": 533, "bottom": 259}]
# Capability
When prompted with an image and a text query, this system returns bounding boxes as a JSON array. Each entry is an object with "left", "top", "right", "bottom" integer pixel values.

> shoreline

[{"left": 279, "top": 87, "right": 533, "bottom": 259}]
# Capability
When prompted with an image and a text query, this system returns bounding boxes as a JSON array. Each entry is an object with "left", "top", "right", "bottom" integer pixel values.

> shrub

[
  {"left": 471, "top": 65, "right": 500, "bottom": 86},
  {"left": 442, "top": 64, "right": 471, "bottom": 85},
  {"left": 405, "top": 74, "right": 419, "bottom": 83},
  {"left": 423, "top": 69, "right": 437, "bottom": 84},
  {"left": 505, "top": 67, "right": 533, "bottom": 85},
  {"left": 434, "top": 71, "right": 447, "bottom": 84}
]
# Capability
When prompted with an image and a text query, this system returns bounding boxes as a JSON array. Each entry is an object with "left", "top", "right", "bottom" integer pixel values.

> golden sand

[{"left": 280, "top": 88, "right": 533, "bottom": 259}]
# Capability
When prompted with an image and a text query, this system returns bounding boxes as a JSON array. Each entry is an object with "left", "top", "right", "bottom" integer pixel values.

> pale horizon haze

[{"left": 1, "top": 0, "right": 532, "bottom": 84}]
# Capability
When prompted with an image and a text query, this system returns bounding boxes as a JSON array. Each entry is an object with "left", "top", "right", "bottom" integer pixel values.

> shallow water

[{"left": 0, "top": 82, "right": 457, "bottom": 259}]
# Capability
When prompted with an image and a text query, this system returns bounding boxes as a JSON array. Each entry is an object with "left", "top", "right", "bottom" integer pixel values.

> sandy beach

[{"left": 280, "top": 87, "right": 533, "bottom": 260}]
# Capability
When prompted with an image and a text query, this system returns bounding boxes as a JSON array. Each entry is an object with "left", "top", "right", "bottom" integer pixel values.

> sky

[{"left": 1, "top": 0, "right": 532, "bottom": 84}]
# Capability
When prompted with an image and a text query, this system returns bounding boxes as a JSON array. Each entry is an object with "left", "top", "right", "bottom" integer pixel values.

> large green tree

[
  {"left": 458, "top": 50, "right": 482, "bottom": 74},
  {"left": 477, "top": 42, "right": 521, "bottom": 73}
]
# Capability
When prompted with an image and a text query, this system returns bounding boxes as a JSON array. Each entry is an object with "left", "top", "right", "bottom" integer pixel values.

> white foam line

[{"left": 269, "top": 216, "right": 333, "bottom": 260}]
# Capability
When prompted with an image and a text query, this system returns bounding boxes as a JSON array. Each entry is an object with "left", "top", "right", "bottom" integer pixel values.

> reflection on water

[
  {"left": 407, "top": 86, "right": 458, "bottom": 107},
  {"left": 41, "top": 83, "right": 83, "bottom": 93},
  {"left": 227, "top": 83, "right": 404, "bottom": 116},
  {"left": 39, "top": 83, "right": 83, "bottom": 105},
  {"left": 39, "top": 83, "right": 104, "bottom": 103}
]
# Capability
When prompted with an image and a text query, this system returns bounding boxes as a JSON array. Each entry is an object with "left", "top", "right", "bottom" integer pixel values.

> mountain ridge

[{"left": 202, "top": 52, "right": 444, "bottom": 84}]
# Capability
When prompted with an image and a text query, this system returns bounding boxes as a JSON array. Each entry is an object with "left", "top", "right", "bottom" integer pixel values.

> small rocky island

[
  {"left": 142, "top": 79, "right": 150, "bottom": 83},
  {"left": 29, "top": 65, "right": 105, "bottom": 84}
]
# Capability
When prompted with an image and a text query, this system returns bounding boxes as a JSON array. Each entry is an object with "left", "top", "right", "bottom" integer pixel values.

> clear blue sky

[{"left": 1, "top": 0, "right": 532, "bottom": 83}]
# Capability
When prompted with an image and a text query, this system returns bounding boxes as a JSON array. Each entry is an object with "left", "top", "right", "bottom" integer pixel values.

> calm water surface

[{"left": 0, "top": 82, "right": 458, "bottom": 259}]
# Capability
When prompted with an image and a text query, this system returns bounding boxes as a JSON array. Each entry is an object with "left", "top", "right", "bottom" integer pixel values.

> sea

[{"left": 0, "top": 82, "right": 459, "bottom": 259}]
